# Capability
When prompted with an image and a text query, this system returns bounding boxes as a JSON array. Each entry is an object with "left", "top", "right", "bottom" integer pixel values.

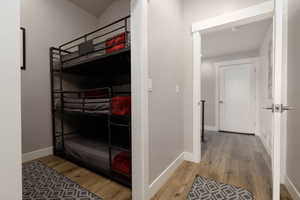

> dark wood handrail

[{"left": 201, "top": 100, "right": 206, "bottom": 142}]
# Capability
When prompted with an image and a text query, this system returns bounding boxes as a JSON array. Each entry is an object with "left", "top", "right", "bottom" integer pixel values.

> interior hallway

[
  {"left": 152, "top": 131, "right": 292, "bottom": 200},
  {"left": 36, "top": 131, "right": 292, "bottom": 200}
]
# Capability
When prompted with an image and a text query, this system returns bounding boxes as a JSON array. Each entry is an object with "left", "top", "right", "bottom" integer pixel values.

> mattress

[
  {"left": 56, "top": 98, "right": 110, "bottom": 114},
  {"left": 53, "top": 33, "right": 130, "bottom": 71},
  {"left": 62, "top": 50, "right": 106, "bottom": 68},
  {"left": 64, "top": 135, "right": 113, "bottom": 171}
]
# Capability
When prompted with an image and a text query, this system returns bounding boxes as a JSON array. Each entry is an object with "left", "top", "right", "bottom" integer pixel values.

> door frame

[
  {"left": 131, "top": 0, "right": 149, "bottom": 199},
  {"left": 215, "top": 58, "right": 258, "bottom": 133},
  {"left": 191, "top": 1, "right": 285, "bottom": 199},
  {"left": 191, "top": 0, "right": 274, "bottom": 162}
]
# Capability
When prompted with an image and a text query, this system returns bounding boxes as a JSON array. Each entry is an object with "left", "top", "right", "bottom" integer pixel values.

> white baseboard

[
  {"left": 22, "top": 146, "right": 53, "bottom": 163},
  {"left": 147, "top": 152, "right": 184, "bottom": 199},
  {"left": 184, "top": 152, "right": 198, "bottom": 162},
  {"left": 285, "top": 176, "right": 300, "bottom": 200},
  {"left": 205, "top": 126, "right": 218, "bottom": 131}
]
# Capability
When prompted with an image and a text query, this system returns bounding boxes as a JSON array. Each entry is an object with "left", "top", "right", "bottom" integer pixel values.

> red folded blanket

[
  {"left": 112, "top": 152, "right": 131, "bottom": 175},
  {"left": 112, "top": 96, "right": 131, "bottom": 116},
  {"left": 106, "top": 33, "right": 126, "bottom": 54}
]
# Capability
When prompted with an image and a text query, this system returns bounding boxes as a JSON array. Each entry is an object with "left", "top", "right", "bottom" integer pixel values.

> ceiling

[
  {"left": 69, "top": 0, "right": 113, "bottom": 17},
  {"left": 202, "top": 19, "right": 273, "bottom": 58}
]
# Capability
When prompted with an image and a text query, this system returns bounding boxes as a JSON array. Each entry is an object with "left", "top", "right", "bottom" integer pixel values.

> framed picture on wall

[{"left": 20, "top": 27, "right": 26, "bottom": 70}]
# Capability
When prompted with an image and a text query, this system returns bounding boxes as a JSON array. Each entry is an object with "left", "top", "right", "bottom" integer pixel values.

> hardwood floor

[
  {"left": 37, "top": 132, "right": 292, "bottom": 200},
  {"left": 38, "top": 156, "right": 131, "bottom": 200},
  {"left": 281, "top": 185, "right": 293, "bottom": 200},
  {"left": 152, "top": 132, "right": 292, "bottom": 200}
]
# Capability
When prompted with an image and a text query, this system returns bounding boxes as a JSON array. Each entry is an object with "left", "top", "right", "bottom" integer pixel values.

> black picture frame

[{"left": 20, "top": 27, "right": 26, "bottom": 70}]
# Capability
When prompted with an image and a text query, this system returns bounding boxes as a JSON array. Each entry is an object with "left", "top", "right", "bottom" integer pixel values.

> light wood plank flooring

[
  {"left": 37, "top": 131, "right": 292, "bottom": 200},
  {"left": 38, "top": 156, "right": 131, "bottom": 200},
  {"left": 152, "top": 132, "right": 292, "bottom": 200}
]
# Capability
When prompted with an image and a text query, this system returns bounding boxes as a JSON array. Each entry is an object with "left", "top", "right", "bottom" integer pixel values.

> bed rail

[
  {"left": 54, "top": 87, "right": 112, "bottom": 115},
  {"left": 57, "top": 16, "right": 130, "bottom": 66}
]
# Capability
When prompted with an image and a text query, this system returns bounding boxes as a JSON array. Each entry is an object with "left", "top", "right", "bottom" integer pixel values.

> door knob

[
  {"left": 263, "top": 104, "right": 295, "bottom": 113},
  {"left": 281, "top": 105, "right": 295, "bottom": 111},
  {"left": 263, "top": 106, "right": 274, "bottom": 110},
  {"left": 219, "top": 100, "right": 224, "bottom": 104}
]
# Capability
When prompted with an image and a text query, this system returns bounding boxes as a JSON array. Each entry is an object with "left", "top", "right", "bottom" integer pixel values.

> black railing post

[{"left": 201, "top": 100, "right": 206, "bottom": 142}]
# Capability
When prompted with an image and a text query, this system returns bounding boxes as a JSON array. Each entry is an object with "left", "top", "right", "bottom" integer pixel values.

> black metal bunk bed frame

[{"left": 50, "top": 16, "right": 132, "bottom": 187}]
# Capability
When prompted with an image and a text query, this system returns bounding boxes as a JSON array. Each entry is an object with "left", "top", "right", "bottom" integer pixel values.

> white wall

[
  {"left": 95, "top": 0, "right": 130, "bottom": 44},
  {"left": 201, "top": 50, "right": 260, "bottom": 128},
  {"left": 98, "top": 0, "right": 130, "bottom": 27},
  {"left": 257, "top": 25, "right": 273, "bottom": 155},
  {"left": 183, "top": 0, "right": 269, "bottom": 153},
  {"left": 286, "top": 0, "right": 300, "bottom": 195},
  {"left": 148, "top": 0, "right": 184, "bottom": 183},
  {"left": 21, "top": 0, "right": 98, "bottom": 153},
  {"left": 0, "top": 0, "right": 22, "bottom": 199}
]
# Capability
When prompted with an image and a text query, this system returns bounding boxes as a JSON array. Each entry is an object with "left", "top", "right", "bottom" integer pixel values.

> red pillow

[
  {"left": 112, "top": 96, "right": 131, "bottom": 116},
  {"left": 106, "top": 33, "right": 126, "bottom": 54},
  {"left": 112, "top": 152, "right": 131, "bottom": 175}
]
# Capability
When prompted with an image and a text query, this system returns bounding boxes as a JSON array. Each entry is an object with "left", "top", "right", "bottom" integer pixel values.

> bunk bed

[
  {"left": 52, "top": 17, "right": 130, "bottom": 74},
  {"left": 50, "top": 16, "right": 132, "bottom": 186}
]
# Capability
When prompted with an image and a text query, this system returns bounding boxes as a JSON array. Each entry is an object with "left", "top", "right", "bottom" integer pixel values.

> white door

[
  {"left": 219, "top": 63, "right": 255, "bottom": 134},
  {"left": 271, "top": 0, "right": 286, "bottom": 199}
]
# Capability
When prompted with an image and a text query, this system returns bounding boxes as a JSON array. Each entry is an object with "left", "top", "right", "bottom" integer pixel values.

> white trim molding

[
  {"left": 279, "top": 0, "right": 288, "bottom": 185},
  {"left": 205, "top": 126, "right": 218, "bottom": 132},
  {"left": 22, "top": 147, "right": 53, "bottom": 163},
  {"left": 184, "top": 152, "right": 197, "bottom": 162},
  {"left": 131, "top": 0, "right": 149, "bottom": 199},
  {"left": 192, "top": 32, "right": 202, "bottom": 163},
  {"left": 192, "top": 1, "right": 274, "bottom": 33},
  {"left": 147, "top": 153, "right": 184, "bottom": 199},
  {"left": 285, "top": 176, "right": 300, "bottom": 200}
]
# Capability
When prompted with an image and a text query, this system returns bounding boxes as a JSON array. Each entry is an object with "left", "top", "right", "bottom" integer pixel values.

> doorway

[
  {"left": 199, "top": 18, "right": 273, "bottom": 199},
  {"left": 192, "top": 1, "right": 286, "bottom": 199}
]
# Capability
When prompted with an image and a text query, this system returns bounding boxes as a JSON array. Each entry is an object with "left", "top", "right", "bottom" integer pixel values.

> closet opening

[{"left": 50, "top": 16, "right": 132, "bottom": 187}]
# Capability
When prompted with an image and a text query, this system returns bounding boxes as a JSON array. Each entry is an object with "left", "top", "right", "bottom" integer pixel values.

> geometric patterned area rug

[
  {"left": 187, "top": 176, "right": 253, "bottom": 200},
  {"left": 23, "top": 161, "right": 102, "bottom": 200}
]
